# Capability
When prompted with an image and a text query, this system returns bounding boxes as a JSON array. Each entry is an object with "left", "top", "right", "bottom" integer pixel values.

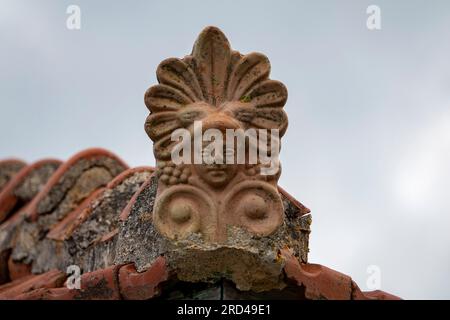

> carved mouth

[
  {"left": 207, "top": 169, "right": 226, "bottom": 178},
  {"left": 206, "top": 164, "right": 227, "bottom": 171}
]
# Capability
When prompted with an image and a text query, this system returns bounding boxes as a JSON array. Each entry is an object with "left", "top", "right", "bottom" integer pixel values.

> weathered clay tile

[
  {"left": 46, "top": 188, "right": 106, "bottom": 242},
  {"left": 13, "top": 265, "right": 123, "bottom": 300},
  {"left": 14, "top": 258, "right": 168, "bottom": 300},
  {"left": 71, "top": 167, "right": 154, "bottom": 252},
  {"left": 0, "top": 249, "right": 9, "bottom": 285},
  {"left": 26, "top": 148, "right": 128, "bottom": 223},
  {"left": 0, "top": 159, "right": 27, "bottom": 192},
  {"left": 277, "top": 186, "right": 310, "bottom": 216},
  {"left": 26, "top": 167, "right": 153, "bottom": 275},
  {"left": 27, "top": 188, "right": 106, "bottom": 274},
  {"left": 0, "top": 269, "right": 66, "bottom": 299},
  {"left": 114, "top": 175, "right": 160, "bottom": 271},
  {"left": 118, "top": 172, "right": 156, "bottom": 222},
  {"left": 281, "top": 249, "right": 400, "bottom": 300},
  {"left": 9, "top": 148, "right": 128, "bottom": 275},
  {"left": 0, "top": 159, "right": 62, "bottom": 284},
  {"left": 118, "top": 256, "right": 168, "bottom": 300},
  {"left": 0, "top": 209, "right": 28, "bottom": 284},
  {"left": 7, "top": 254, "right": 32, "bottom": 281},
  {"left": 13, "top": 287, "right": 73, "bottom": 300},
  {"left": 282, "top": 249, "right": 353, "bottom": 300},
  {"left": 0, "top": 274, "right": 36, "bottom": 295},
  {"left": 67, "top": 167, "right": 153, "bottom": 272},
  {"left": 0, "top": 159, "right": 62, "bottom": 224},
  {"left": 69, "top": 265, "right": 122, "bottom": 300},
  {"left": 351, "top": 281, "right": 401, "bottom": 300}
]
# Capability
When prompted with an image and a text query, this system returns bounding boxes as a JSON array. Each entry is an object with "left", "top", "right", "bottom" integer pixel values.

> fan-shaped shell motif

[{"left": 144, "top": 26, "right": 288, "bottom": 160}]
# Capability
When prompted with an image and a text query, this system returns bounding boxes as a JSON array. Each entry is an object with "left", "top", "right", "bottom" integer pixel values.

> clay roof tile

[
  {"left": 26, "top": 148, "right": 128, "bottom": 222},
  {"left": 0, "top": 159, "right": 62, "bottom": 224},
  {"left": 0, "top": 159, "right": 27, "bottom": 193},
  {"left": 0, "top": 269, "right": 66, "bottom": 299}
]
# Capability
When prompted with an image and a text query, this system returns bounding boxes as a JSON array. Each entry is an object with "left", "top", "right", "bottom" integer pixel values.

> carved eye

[
  {"left": 235, "top": 109, "right": 255, "bottom": 122},
  {"left": 180, "top": 111, "right": 200, "bottom": 121},
  {"left": 178, "top": 106, "right": 209, "bottom": 126}
]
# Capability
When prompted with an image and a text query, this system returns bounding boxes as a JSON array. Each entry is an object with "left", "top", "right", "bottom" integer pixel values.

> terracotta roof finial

[{"left": 144, "top": 26, "right": 290, "bottom": 244}]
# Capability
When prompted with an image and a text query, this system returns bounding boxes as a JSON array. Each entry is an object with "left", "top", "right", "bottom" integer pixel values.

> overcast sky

[{"left": 1, "top": 0, "right": 449, "bottom": 299}]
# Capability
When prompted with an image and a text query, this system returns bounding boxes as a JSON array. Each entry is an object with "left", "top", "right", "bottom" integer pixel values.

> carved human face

[
  {"left": 194, "top": 162, "right": 238, "bottom": 188},
  {"left": 193, "top": 140, "right": 239, "bottom": 188}
]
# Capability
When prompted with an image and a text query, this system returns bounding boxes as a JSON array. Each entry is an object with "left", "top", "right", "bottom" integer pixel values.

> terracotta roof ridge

[
  {"left": 0, "top": 159, "right": 27, "bottom": 193},
  {"left": 281, "top": 249, "right": 401, "bottom": 300},
  {"left": 0, "top": 159, "right": 27, "bottom": 167},
  {"left": 25, "top": 148, "right": 129, "bottom": 222},
  {"left": 68, "top": 167, "right": 155, "bottom": 243},
  {"left": 46, "top": 188, "right": 106, "bottom": 241},
  {"left": 106, "top": 166, "right": 155, "bottom": 189},
  {"left": 119, "top": 172, "right": 156, "bottom": 222},
  {"left": 278, "top": 185, "right": 311, "bottom": 216},
  {"left": 0, "top": 159, "right": 62, "bottom": 224}
]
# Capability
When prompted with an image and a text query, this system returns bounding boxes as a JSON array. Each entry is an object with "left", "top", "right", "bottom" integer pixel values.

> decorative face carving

[
  {"left": 145, "top": 26, "right": 289, "bottom": 243},
  {"left": 192, "top": 138, "right": 239, "bottom": 189},
  {"left": 194, "top": 163, "right": 238, "bottom": 189}
]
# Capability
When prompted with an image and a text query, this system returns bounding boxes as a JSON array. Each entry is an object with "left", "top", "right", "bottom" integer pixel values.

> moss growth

[{"left": 240, "top": 95, "right": 252, "bottom": 103}]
